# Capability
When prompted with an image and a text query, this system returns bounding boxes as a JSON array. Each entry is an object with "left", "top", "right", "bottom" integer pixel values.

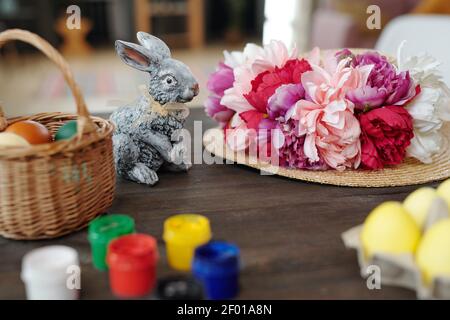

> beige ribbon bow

[{"left": 139, "top": 85, "right": 189, "bottom": 119}]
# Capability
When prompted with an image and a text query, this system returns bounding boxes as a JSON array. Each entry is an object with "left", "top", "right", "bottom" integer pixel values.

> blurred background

[{"left": 0, "top": 0, "right": 449, "bottom": 117}]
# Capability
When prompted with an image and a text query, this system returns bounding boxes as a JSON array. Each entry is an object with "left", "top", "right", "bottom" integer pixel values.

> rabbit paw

[
  {"left": 141, "top": 131, "right": 173, "bottom": 162},
  {"left": 129, "top": 163, "right": 159, "bottom": 186}
]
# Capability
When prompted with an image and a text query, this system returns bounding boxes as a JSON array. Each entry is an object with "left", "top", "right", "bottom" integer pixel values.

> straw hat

[{"left": 203, "top": 126, "right": 450, "bottom": 188}]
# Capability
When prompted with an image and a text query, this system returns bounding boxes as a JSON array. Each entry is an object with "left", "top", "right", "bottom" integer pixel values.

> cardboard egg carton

[{"left": 342, "top": 197, "right": 450, "bottom": 299}]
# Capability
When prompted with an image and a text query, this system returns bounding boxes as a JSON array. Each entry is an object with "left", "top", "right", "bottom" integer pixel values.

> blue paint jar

[{"left": 192, "top": 241, "right": 240, "bottom": 300}]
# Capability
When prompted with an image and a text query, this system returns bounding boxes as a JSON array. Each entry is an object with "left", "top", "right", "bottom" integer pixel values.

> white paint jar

[{"left": 21, "top": 245, "right": 80, "bottom": 300}]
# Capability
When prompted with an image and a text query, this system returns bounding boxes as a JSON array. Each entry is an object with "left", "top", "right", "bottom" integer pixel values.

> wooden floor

[{"left": 0, "top": 109, "right": 423, "bottom": 299}]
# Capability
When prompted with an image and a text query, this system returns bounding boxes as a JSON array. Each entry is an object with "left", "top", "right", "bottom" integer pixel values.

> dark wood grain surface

[{"left": 0, "top": 108, "right": 426, "bottom": 300}]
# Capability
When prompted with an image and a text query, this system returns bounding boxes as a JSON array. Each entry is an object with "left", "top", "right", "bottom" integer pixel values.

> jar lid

[
  {"left": 193, "top": 241, "right": 240, "bottom": 277},
  {"left": 21, "top": 246, "right": 79, "bottom": 283},
  {"left": 163, "top": 214, "right": 212, "bottom": 245},
  {"left": 156, "top": 275, "right": 204, "bottom": 300},
  {"left": 88, "top": 214, "right": 135, "bottom": 242},
  {"left": 107, "top": 234, "right": 158, "bottom": 271}
]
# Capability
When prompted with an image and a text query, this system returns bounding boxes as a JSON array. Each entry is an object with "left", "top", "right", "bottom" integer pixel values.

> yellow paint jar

[{"left": 163, "top": 214, "right": 212, "bottom": 271}]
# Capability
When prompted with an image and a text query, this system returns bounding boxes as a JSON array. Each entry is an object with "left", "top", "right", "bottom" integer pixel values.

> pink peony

[
  {"left": 205, "top": 96, "right": 235, "bottom": 125},
  {"left": 277, "top": 119, "right": 328, "bottom": 170},
  {"left": 219, "top": 41, "right": 299, "bottom": 151},
  {"left": 234, "top": 58, "right": 311, "bottom": 159},
  {"left": 207, "top": 63, "right": 234, "bottom": 96},
  {"left": 239, "top": 59, "right": 311, "bottom": 130},
  {"left": 243, "top": 59, "right": 311, "bottom": 114},
  {"left": 205, "top": 63, "right": 235, "bottom": 127},
  {"left": 288, "top": 59, "right": 369, "bottom": 170},
  {"left": 342, "top": 51, "right": 417, "bottom": 111},
  {"left": 301, "top": 58, "right": 373, "bottom": 105},
  {"left": 221, "top": 40, "right": 298, "bottom": 115},
  {"left": 291, "top": 99, "right": 362, "bottom": 170},
  {"left": 267, "top": 83, "right": 305, "bottom": 120}
]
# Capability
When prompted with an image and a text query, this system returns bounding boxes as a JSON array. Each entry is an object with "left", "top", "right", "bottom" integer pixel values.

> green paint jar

[{"left": 88, "top": 214, "right": 135, "bottom": 270}]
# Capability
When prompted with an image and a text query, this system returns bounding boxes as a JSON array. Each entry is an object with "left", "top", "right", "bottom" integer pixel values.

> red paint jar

[{"left": 107, "top": 234, "right": 158, "bottom": 298}]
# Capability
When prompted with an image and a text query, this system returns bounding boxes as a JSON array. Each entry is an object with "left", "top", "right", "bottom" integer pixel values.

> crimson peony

[
  {"left": 359, "top": 106, "right": 414, "bottom": 169},
  {"left": 243, "top": 59, "right": 311, "bottom": 114}
]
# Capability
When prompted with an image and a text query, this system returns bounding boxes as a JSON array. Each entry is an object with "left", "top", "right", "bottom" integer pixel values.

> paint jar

[
  {"left": 156, "top": 275, "right": 204, "bottom": 300},
  {"left": 193, "top": 241, "right": 240, "bottom": 300},
  {"left": 163, "top": 214, "right": 212, "bottom": 271},
  {"left": 107, "top": 234, "right": 158, "bottom": 298},
  {"left": 21, "top": 246, "right": 80, "bottom": 300},
  {"left": 88, "top": 214, "right": 135, "bottom": 270}
]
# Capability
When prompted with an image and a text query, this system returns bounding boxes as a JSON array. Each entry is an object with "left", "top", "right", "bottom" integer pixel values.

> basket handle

[
  {"left": 0, "top": 29, "right": 96, "bottom": 135},
  {"left": 0, "top": 104, "right": 7, "bottom": 131}
]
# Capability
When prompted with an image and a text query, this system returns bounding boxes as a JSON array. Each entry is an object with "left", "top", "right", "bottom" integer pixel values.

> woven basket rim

[
  {"left": 0, "top": 113, "right": 114, "bottom": 160},
  {"left": 203, "top": 126, "right": 450, "bottom": 188}
]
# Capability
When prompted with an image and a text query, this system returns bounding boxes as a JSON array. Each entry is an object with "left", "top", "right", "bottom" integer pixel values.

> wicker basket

[{"left": 0, "top": 29, "right": 116, "bottom": 240}]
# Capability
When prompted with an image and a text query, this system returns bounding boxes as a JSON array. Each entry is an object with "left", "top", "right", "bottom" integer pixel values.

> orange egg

[{"left": 5, "top": 120, "right": 52, "bottom": 145}]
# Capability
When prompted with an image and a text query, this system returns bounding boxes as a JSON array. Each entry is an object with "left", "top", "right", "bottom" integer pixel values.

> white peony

[{"left": 397, "top": 43, "right": 450, "bottom": 163}]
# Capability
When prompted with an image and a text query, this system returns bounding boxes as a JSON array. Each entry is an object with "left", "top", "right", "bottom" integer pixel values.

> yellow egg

[
  {"left": 361, "top": 201, "right": 421, "bottom": 259},
  {"left": 404, "top": 187, "right": 440, "bottom": 228},
  {"left": 416, "top": 219, "right": 450, "bottom": 285},
  {"left": 437, "top": 179, "right": 450, "bottom": 210},
  {"left": 0, "top": 132, "right": 30, "bottom": 147}
]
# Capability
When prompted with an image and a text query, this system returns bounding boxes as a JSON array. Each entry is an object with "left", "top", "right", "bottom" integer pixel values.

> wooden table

[{"left": 0, "top": 109, "right": 422, "bottom": 299}]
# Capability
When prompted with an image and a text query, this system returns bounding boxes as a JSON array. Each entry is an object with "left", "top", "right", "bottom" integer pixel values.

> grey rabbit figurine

[{"left": 110, "top": 32, "right": 199, "bottom": 186}]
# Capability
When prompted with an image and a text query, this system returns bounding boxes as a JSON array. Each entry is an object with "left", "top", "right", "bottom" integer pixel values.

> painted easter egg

[
  {"left": 55, "top": 121, "right": 77, "bottom": 141},
  {"left": 404, "top": 187, "right": 442, "bottom": 228},
  {"left": 361, "top": 201, "right": 420, "bottom": 258},
  {"left": 5, "top": 120, "right": 52, "bottom": 145},
  {"left": 0, "top": 132, "right": 30, "bottom": 147},
  {"left": 416, "top": 219, "right": 450, "bottom": 284}
]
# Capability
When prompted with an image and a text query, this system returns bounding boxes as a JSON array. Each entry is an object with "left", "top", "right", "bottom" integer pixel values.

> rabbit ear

[
  {"left": 115, "top": 40, "right": 155, "bottom": 72},
  {"left": 137, "top": 32, "right": 171, "bottom": 60}
]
